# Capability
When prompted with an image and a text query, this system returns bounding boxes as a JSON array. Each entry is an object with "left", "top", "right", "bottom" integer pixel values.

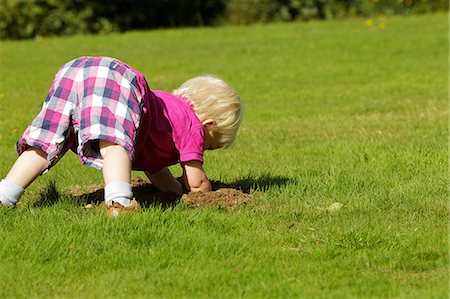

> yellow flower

[{"left": 365, "top": 19, "right": 373, "bottom": 27}]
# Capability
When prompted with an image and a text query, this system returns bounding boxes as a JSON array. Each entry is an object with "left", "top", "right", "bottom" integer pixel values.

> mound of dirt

[
  {"left": 182, "top": 188, "right": 253, "bottom": 209},
  {"left": 63, "top": 176, "right": 255, "bottom": 209}
]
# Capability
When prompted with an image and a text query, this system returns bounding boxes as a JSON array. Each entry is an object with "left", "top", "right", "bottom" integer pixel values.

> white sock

[
  {"left": 0, "top": 179, "right": 25, "bottom": 206},
  {"left": 104, "top": 182, "right": 132, "bottom": 207}
]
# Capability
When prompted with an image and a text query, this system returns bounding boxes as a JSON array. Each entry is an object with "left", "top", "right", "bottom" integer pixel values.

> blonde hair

[{"left": 173, "top": 75, "right": 242, "bottom": 148}]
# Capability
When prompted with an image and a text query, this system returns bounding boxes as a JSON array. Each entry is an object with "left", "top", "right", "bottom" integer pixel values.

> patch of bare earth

[
  {"left": 182, "top": 189, "right": 253, "bottom": 209},
  {"left": 63, "top": 176, "right": 256, "bottom": 209}
]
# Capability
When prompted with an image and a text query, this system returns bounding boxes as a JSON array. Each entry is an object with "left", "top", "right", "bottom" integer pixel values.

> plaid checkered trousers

[{"left": 17, "top": 56, "right": 144, "bottom": 171}]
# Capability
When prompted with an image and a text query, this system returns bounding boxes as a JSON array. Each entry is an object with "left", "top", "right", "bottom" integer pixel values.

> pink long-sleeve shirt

[{"left": 132, "top": 86, "right": 205, "bottom": 173}]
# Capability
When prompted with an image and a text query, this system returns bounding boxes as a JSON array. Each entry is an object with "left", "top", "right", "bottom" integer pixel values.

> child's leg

[
  {"left": 3, "top": 58, "right": 87, "bottom": 206},
  {"left": 0, "top": 148, "right": 48, "bottom": 205},
  {"left": 99, "top": 140, "right": 133, "bottom": 208},
  {"left": 5, "top": 148, "right": 48, "bottom": 188}
]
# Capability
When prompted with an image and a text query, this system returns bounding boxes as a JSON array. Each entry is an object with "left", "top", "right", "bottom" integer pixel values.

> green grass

[{"left": 0, "top": 13, "right": 448, "bottom": 298}]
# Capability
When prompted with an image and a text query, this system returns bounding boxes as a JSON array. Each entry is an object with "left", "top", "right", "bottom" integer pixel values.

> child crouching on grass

[{"left": 0, "top": 56, "right": 242, "bottom": 214}]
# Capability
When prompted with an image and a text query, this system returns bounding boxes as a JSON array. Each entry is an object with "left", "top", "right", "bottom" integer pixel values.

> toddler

[{"left": 0, "top": 56, "right": 242, "bottom": 213}]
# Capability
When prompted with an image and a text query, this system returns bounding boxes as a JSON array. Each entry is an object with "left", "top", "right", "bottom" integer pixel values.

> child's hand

[
  {"left": 145, "top": 168, "right": 183, "bottom": 196},
  {"left": 181, "top": 161, "right": 211, "bottom": 193}
]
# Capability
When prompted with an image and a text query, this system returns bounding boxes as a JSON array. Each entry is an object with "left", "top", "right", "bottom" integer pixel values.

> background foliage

[
  {"left": 0, "top": 0, "right": 448, "bottom": 40},
  {"left": 225, "top": 0, "right": 449, "bottom": 24},
  {"left": 0, "top": 0, "right": 224, "bottom": 39},
  {"left": 0, "top": 0, "right": 112, "bottom": 39}
]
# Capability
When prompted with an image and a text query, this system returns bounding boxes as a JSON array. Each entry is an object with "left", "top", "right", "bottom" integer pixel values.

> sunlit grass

[{"left": 0, "top": 13, "right": 448, "bottom": 298}]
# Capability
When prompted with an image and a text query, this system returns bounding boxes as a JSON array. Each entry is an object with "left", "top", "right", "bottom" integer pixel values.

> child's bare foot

[{"left": 106, "top": 198, "right": 141, "bottom": 217}]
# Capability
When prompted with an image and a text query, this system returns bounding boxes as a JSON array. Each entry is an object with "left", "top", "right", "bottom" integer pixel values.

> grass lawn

[{"left": 0, "top": 13, "right": 448, "bottom": 298}]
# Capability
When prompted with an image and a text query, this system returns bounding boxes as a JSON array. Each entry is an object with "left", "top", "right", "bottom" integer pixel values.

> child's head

[{"left": 173, "top": 75, "right": 242, "bottom": 148}]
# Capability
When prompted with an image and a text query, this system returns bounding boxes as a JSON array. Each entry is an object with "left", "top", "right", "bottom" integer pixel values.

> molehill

[{"left": 64, "top": 176, "right": 255, "bottom": 209}]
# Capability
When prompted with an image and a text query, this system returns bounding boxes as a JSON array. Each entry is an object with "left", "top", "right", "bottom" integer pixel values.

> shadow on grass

[
  {"left": 227, "top": 173, "right": 294, "bottom": 193},
  {"left": 32, "top": 181, "right": 60, "bottom": 207},
  {"left": 31, "top": 173, "right": 293, "bottom": 208}
]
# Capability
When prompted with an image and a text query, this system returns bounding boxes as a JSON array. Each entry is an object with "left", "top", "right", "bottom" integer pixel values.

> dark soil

[
  {"left": 182, "top": 188, "right": 253, "bottom": 209},
  {"left": 64, "top": 176, "right": 255, "bottom": 209}
]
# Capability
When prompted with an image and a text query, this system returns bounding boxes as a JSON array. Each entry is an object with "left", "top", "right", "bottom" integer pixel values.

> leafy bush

[
  {"left": 0, "top": 0, "right": 115, "bottom": 40},
  {"left": 0, "top": 0, "right": 224, "bottom": 40},
  {"left": 223, "top": 0, "right": 280, "bottom": 24},
  {"left": 0, "top": 0, "right": 447, "bottom": 39},
  {"left": 224, "top": 0, "right": 449, "bottom": 24}
]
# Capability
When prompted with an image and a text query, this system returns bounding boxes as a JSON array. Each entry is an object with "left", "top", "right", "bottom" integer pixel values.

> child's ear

[{"left": 202, "top": 119, "right": 216, "bottom": 127}]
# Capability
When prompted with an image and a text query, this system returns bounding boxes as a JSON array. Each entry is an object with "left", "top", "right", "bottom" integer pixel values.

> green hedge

[
  {"left": 225, "top": 0, "right": 449, "bottom": 24},
  {"left": 0, "top": 0, "right": 224, "bottom": 40},
  {"left": 0, "top": 0, "right": 115, "bottom": 40},
  {"left": 0, "top": 0, "right": 448, "bottom": 40}
]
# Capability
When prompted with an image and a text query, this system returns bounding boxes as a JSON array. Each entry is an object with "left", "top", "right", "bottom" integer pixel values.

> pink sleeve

[{"left": 178, "top": 126, "right": 204, "bottom": 163}]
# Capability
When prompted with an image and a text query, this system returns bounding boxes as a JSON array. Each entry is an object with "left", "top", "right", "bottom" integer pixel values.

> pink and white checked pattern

[{"left": 17, "top": 56, "right": 144, "bottom": 171}]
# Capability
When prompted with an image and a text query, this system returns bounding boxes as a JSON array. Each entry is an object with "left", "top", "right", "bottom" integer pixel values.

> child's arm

[
  {"left": 181, "top": 161, "right": 212, "bottom": 193},
  {"left": 145, "top": 168, "right": 183, "bottom": 195}
]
